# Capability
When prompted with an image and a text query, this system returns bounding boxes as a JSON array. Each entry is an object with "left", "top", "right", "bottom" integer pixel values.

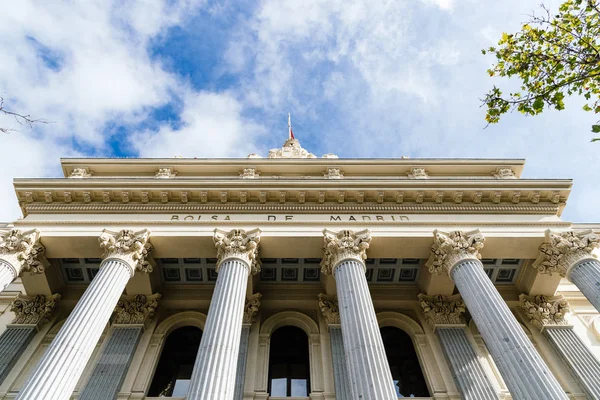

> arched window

[
  {"left": 148, "top": 326, "right": 202, "bottom": 397},
  {"left": 268, "top": 326, "right": 310, "bottom": 397},
  {"left": 381, "top": 326, "right": 429, "bottom": 398}
]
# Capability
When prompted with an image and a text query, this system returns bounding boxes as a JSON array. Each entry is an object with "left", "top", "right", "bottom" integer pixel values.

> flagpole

[{"left": 288, "top": 113, "right": 292, "bottom": 139}]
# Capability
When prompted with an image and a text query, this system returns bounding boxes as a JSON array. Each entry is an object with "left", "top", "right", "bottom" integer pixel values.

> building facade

[{"left": 0, "top": 138, "right": 599, "bottom": 400}]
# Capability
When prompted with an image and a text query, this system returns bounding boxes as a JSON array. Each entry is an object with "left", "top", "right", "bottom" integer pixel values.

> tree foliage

[{"left": 482, "top": 0, "right": 600, "bottom": 141}]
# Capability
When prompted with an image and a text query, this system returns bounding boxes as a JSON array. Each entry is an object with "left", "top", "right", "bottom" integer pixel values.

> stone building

[{"left": 0, "top": 137, "right": 599, "bottom": 400}]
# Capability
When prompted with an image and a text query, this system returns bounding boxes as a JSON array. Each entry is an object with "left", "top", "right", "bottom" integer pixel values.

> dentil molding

[
  {"left": 320, "top": 229, "right": 371, "bottom": 275},
  {"left": 533, "top": 229, "right": 599, "bottom": 277},
  {"left": 98, "top": 229, "right": 154, "bottom": 275},
  {"left": 426, "top": 230, "right": 485, "bottom": 276},
  {"left": 213, "top": 228, "right": 261, "bottom": 275}
]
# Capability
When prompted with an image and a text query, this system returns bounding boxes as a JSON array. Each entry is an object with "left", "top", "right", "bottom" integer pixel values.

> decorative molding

[
  {"left": 321, "top": 229, "right": 371, "bottom": 275},
  {"left": 426, "top": 230, "right": 485, "bottom": 275},
  {"left": 511, "top": 191, "right": 521, "bottom": 204},
  {"left": 434, "top": 192, "right": 443, "bottom": 204},
  {"left": 240, "top": 191, "right": 247, "bottom": 203},
  {"left": 98, "top": 229, "right": 153, "bottom": 274},
  {"left": 240, "top": 168, "right": 259, "bottom": 179},
  {"left": 64, "top": 192, "right": 73, "bottom": 203},
  {"left": 415, "top": 191, "right": 424, "bottom": 203},
  {"left": 418, "top": 293, "right": 466, "bottom": 327},
  {"left": 83, "top": 191, "right": 93, "bottom": 203},
  {"left": 395, "top": 192, "right": 403, "bottom": 203},
  {"left": 318, "top": 293, "right": 340, "bottom": 325},
  {"left": 493, "top": 168, "right": 516, "bottom": 179},
  {"left": 519, "top": 294, "right": 570, "bottom": 331},
  {"left": 10, "top": 293, "right": 60, "bottom": 326},
  {"left": 453, "top": 192, "right": 463, "bottom": 204},
  {"left": 155, "top": 168, "right": 176, "bottom": 179},
  {"left": 213, "top": 228, "right": 261, "bottom": 275},
  {"left": 409, "top": 168, "right": 429, "bottom": 179},
  {"left": 0, "top": 229, "right": 47, "bottom": 275},
  {"left": 180, "top": 192, "right": 189, "bottom": 203},
  {"left": 69, "top": 167, "right": 93, "bottom": 178},
  {"left": 102, "top": 191, "right": 111, "bottom": 203},
  {"left": 324, "top": 168, "right": 343, "bottom": 179},
  {"left": 113, "top": 293, "right": 161, "bottom": 325},
  {"left": 121, "top": 191, "right": 130, "bottom": 203},
  {"left": 530, "top": 191, "right": 541, "bottom": 204},
  {"left": 243, "top": 293, "right": 262, "bottom": 325},
  {"left": 141, "top": 191, "right": 150, "bottom": 203},
  {"left": 160, "top": 191, "right": 169, "bottom": 204},
  {"left": 490, "top": 191, "right": 501, "bottom": 203},
  {"left": 533, "top": 230, "right": 599, "bottom": 277},
  {"left": 472, "top": 191, "right": 482, "bottom": 204},
  {"left": 44, "top": 192, "right": 53, "bottom": 203}
]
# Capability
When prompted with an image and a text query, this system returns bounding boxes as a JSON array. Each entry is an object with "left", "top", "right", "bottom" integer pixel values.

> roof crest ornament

[{"left": 247, "top": 114, "right": 338, "bottom": 159}]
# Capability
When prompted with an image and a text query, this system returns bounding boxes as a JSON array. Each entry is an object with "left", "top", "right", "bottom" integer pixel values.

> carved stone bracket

[
  {"left": 320, "top": 229, "right": 371, "bottom": 275},
  {"left": 493, "top": 167, "right": 516, "bottom": 179},
  {"left": 213, "top": 228, "right": 261, "bottom": 275},
  {"left": 318, "top": 293, "right": 341, "bottom": 325},
  {"left": 418, "top": 293, "right": 466, "bottom": 327},
  {"left": 155, "top": 168, "right": 176, "bottom": 179},
  {"left": 519, "top": 294, "right": 571, "bottom": 331},
  {"left": 243, "top": 293, "right": 262, "bottom": 325},
  {"left": 426, "top": 230, "right": 485, "bottom": 276},
  {"left": 113, "top": 293, "right": 161, "bottom": 325},
  {"left": 0, "top": 229, "right": 48, "bottom": 276},
  {"left": 69, "top": 167, "right": 93, "bottom": 178},
  {"left": 10, "top": 293, "right": 61, "bottom": 327},
  {"left": 533, "top": 230, "right": 599, "bottom": 277},
  {"left": 98, "top": 229, "right": 153, "bottom": 275}
]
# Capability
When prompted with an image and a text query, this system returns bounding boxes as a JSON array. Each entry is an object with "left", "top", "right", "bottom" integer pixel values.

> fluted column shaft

[
  {"left": 233, "top": 326, "right": 250, "bottom": 400},
  {"left": 0, "top": 260, "right": 17, "bottom": 293},
  {"left": 334, "top": 260, "right": 397, "bottom": 400},
  {"left": 187, "top": 259, "right": 249, "bottom": 400},
  {"left": 329, "top": 326, "right": 352, "bottom": 400},
  {"left": 0, "top": 326, "right": 36, "bottom": 385},
  {"left": 568, "top": 260, "right": 600, "bottom": 312},
  {"left": 16, "top": 260, "right": 132, "bottom": 400},
  {"left": 436, "top": 327, "right": 498, "bottom": 400},
  {"left": 451, "top": 260, "right": 567, "bottom": 400},
  {"left": 544, "top": 327, "right": 600, "bottom": 399}
]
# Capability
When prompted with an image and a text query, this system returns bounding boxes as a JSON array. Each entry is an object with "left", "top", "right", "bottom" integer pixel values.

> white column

[
  {"left": 321, "top": 229, "right": 397, "bottom": 400},
  {"left": 187, "top": 229, "right": 261, "bottom": 400},
  {"left": 0, "top": 229, "right": 45, "bottom": 292},
  {"left": 427, "top": 230, "right": 568, "bottom": 400},
  {"left": 16, "top": 229, "right": 152, "bottom": 400},
  {"left": 533, "top": 230, "right": 600, "bottom": 312}
]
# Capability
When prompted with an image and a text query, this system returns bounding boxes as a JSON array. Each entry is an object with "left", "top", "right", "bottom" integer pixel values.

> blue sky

[{"left": 0, "top": 0, "right": 598, "bottom": 222}]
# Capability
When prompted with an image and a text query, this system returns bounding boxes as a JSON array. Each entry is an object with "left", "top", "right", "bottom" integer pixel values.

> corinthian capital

[
  {"left": 99, "top": 229, "right": 153, "bottom": 275},
  {"left": 113, "top": 293, "right": 161, "bottom": 325},
  {"left": 0, "top": 229, "right": 48, "bottom": 276},
  {"left": 320, "top": 229, "right": 371, "bottom": 275},
  {"left": 10, "top": 293, "right": 61, "bottom": 326},
  {"left": 533, "top": 230, "right": 599, "bottom": 277},
  {"left": 426, "top": 230, "right": 485, "bottom": 276},
  {"left": 243, "top": 293, "right": 262, "bottom": 325},
  {"left": 418, "top": 294, "right": 466, "bottom": 327},
  {"left": 213, "top": 228, "right": 261, "bottom": 275},
  {"left": 318, "top": 293, "right": 341, "bottom": 325},
  {"left": 519, "top": 294, "right": 570, "bottom": 331}
]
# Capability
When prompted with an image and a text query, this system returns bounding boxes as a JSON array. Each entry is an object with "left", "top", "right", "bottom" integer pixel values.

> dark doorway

[
  {"left": 381, "top": 326, "right": 430, "bottom": 397},
  {"left": 268, "top": 326, "right": 310, "bottom": 397},
  {"left": 148, "top": 326, "right": 202, "bottom": 397}
]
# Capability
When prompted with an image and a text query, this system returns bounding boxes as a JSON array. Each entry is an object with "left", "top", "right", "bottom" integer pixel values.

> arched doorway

[{"left": 268, "top": 326, "right": 310, "bottom": 397}]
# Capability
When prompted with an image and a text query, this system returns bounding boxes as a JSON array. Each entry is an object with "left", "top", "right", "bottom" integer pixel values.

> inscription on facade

[{"left": 170, "top": 214, "right": 410, "bottom": 222}]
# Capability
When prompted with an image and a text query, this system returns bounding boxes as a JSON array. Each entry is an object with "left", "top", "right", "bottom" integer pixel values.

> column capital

[
  {"left": 318, "top": 293, "right": 341, "bottom": 325},
  {"left": 426, "top": 230, "right": 485, "bottom": 276},
  {"left": 98, "top": 229, "right": 153, "bottom": 275},
  {"left": 519, "top": 294, "right": 571, "bottom": 332},
  {"left": 243, "top": 293, "right": 262, "bottom": 325},
  {"left": 533, "top": 229, "right": 599, "bottom": 277},
  {"left": 418, "top": 293, "right": 466, "bottom": 328},
  {"left": 10, "top": 293, "right": 61, "bottom": 328},
  {"left": 320, "top": 229, "right": 371, "bottom": 275},
  {"left": 113, "top": 293, "right": 161, "bottom": 325},
  {"left": 213, "top": 228, "right": 261, "bottom": 275},
  {"left": 0, "top": 229, "right": 48, "bottom": 276}
]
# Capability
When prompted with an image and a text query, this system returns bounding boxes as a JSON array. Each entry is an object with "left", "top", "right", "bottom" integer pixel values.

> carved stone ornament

[
  {"left": 519, "top": 294, "right": 570, "bottom": 331},
  {"left": 113, "top": 293, "right": 161, "bottom": 325},
  {"left": 10, "top": 293, "right": 61, "bottom": 326},
  {"left": 155, "top": 168, "right": 176, "bottom": 179},
  {"left": 243, "top": 293, "right": 262, "bottom": 325},
  {"left": 98, "top": 229, "right": 154, "bottom": 275},
  {"left": 409, "top": 168, "right": 429, "bottom": 179},
  {"left": 213, "top": 228, "right": 261, "bottom": 275},
  {"left": 267, "top": 138, "right": 321, "bottom": 159},
  {"left": 533, "top": 230, "right": 599, "bottom": 277},
  {"left": 493, "top": 167, "right": 516, "bottom": 179},
  {"left": 69, "top": 167, "right": 93, "bottom": 178},
  {"left": 321, "top": 229, "right": 371, "bottom": 275},
  {"left": 324, "top": 168, "right": 343, "bottom": 179},
  {"left": 0, "top": 229, "right": 47, "bottom": 276},
  {"left": 418, "top": 293, "right": 466, "bottom": 327},
  {"left": 318, "top": 293, "right": 341, "bottom": 325},
  {"left": 240, "top": 168, "right": 259, "bottom": 179},
  {"left": 426, "top": 230, "right": 485, "bottom": 276}
]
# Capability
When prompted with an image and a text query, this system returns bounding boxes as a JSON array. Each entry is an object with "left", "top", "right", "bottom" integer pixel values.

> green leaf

[
  {"left": 592, "top": 124, "right": 600, "bottom": 133},
  {"left": 532, "top": 97, "right": 544, "bottom": 112}
]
